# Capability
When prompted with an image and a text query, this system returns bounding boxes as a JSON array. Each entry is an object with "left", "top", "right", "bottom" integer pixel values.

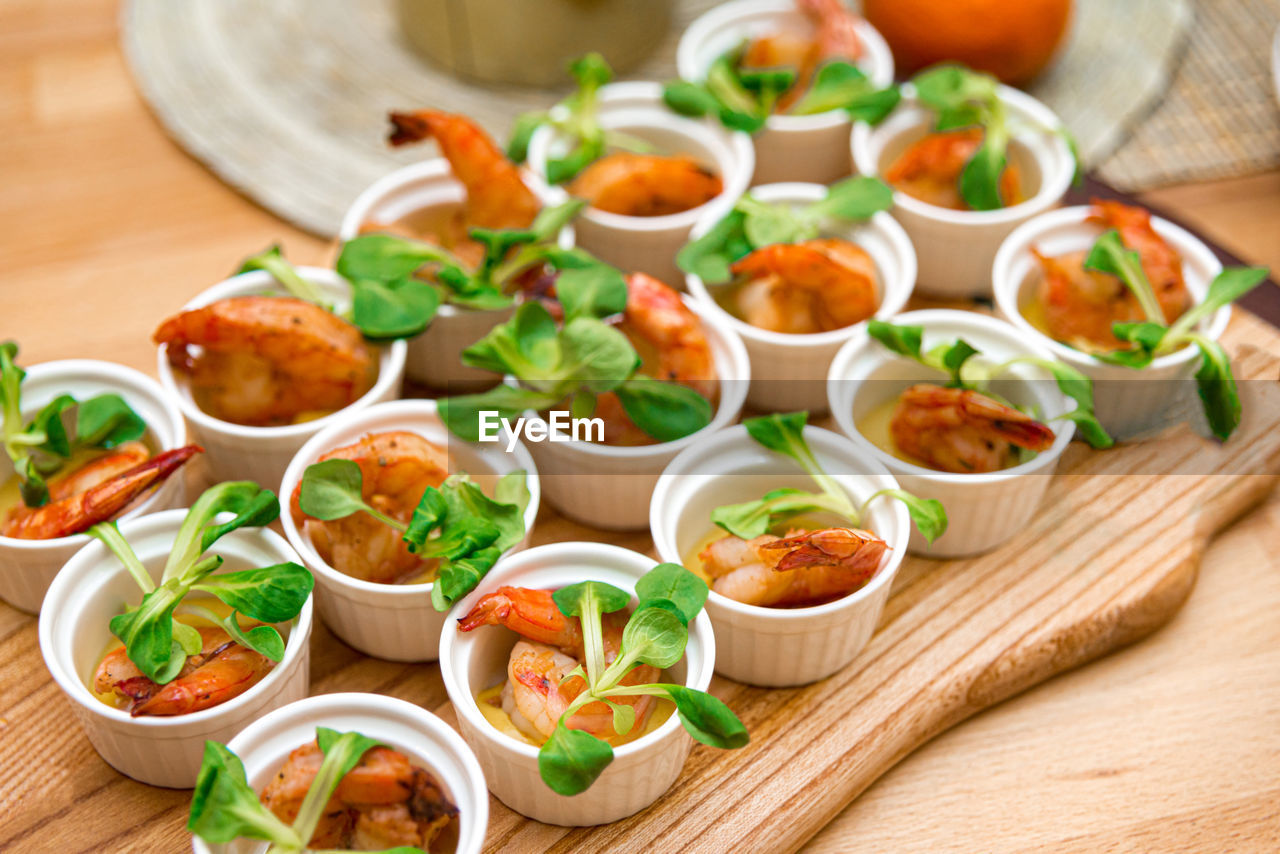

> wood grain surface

[{"left": 3, "top": 2, "right": 1280, "bottom": 852}]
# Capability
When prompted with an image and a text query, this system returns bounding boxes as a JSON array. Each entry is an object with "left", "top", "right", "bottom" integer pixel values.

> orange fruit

[{"left": 862, "top": 0, "right": 1072, "bottom": 85}]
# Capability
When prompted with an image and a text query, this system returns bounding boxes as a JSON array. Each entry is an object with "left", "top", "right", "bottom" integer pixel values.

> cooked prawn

[
  {"left": 2, "top": 444, "right": 200, "bottom": 540},
  {"left": 884, "top": 128, "right": 1023, "bottom": 210},
  {"left": 730, "top": 238, "right": 879, "bottom": 333},
  {"left": 890, "top": 384, "right": 1055, "bottom": 473},
  {"left": 93, "top": 626, "right": 272, "bottom": 717},
  {"left": 388, "top": 109, "right": 540, "bottom": 233},
  {"left": 699, "top": 526, "right": 889, "bottom": 607},
  {"left": 743, "top": 0, "right": 862, "bottom": 112},
  {"left": 261, "top": 739, "right": 458, "bottom": 850},
  {"left": 568, "top": 152, "right": 723, "bottom": 217},
  {"left": 592, "top": 272, "right": 718, "bottom": 446},
  {"left": 290, "top": 431, "right": 448, "bottom": 585},
  {"left": 1035, "top": 200, "right": 1191, "bottom": 350},
  {"left": 154, "top": 296, "right": 376, "bottom": 427},
  {"left": 458, "top": 586, "right": 660, "bottom": 745}
]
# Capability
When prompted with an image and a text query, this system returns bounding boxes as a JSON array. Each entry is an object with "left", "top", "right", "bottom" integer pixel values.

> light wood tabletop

[{"left": 3, "top": 2, "right": 1279, "bottom": 852}]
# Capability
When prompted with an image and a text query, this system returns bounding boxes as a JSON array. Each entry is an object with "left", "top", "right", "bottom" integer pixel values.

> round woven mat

[{"left": 122, "top": 0, "right": 1272, "bottom": 238}]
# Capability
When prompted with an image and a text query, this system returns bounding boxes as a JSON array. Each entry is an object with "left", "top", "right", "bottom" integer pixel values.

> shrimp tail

[
  {"left": 3, "top": 444, "right": 201, "bottom": 540},
  {"left": 457, "top": 586, "right": 583, "bottom": 651}
]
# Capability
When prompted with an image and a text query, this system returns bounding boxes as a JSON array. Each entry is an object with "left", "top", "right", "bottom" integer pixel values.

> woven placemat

[{"left": 122, "top": 0, "right": 1268, "bottom": 238}]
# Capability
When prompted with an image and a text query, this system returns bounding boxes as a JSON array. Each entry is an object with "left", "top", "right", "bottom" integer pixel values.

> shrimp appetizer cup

[
  {"left": 443, "top": 270, "right": 750, "bottom": 531},
  {"left": 677, "top": 0, "right": 896, "bottom": 185},
  {"left": 440, "top": 542, "right": 725, "bottom": 826},
  {"left": 993, "top": 204, "right": 1231, "bottom": 440},
  {"left": 39, "top": 505, "right": 313, "bottom": 788},
  {"left": 684, "top": 179, "right": 915, "bottom": 413},
  {"left": 651, "top": 419, "right": 911, "bottom": 686},
  {"left": 189, "top": 693, "right": 488, "bottom": 854},
  {"left": 0, "top": 352, "right": 193, "bottom": 614},
  {"left": 851, "top": 67, "right": 1074, "bottom": 299},
  {"left": 339, "top": 110, "right": 576, "bottom": 392},
  {"left": 280, "top": 399, "right": 540, "bottom": 662},
  {"left": 155, "top": 267, "right": 407, "bottom": 487},
  {"left": 828, "top": 310, "right": 1084, "bottom": 557},
  {"left": 525, "top": 80, "right": 755, "bottom": 288}
]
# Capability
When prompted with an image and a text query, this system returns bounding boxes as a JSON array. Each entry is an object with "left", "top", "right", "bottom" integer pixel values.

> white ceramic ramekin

[
  {"left": 851, "top": 85, "right": 1075, "bottom": 299},
  {"left": 155, "top": 268, "right": 407, "bottom": 487},
  {"left": 518, "top": 297, "right": 750, "bottom": 530},
  {"left": 439, "top": 542, "right": 716, "bottom": 826},
  {"left": 677, "top": 0, "right": 895, "bottom": 185},
  {"left": 338, "top": 160, "right": 575, "bottom": 391},
  {"left": 0, "top": 360, "right": 188, "bottom": 614},
  {"left": 279, "top": 399, "right": 540, "bottom": 663},
  {"left": 190, "top": 693, "right": 488, "bottom": 854},
  {"left": 828, "top": 309, "right": 1077, "bottom": 558},
  {"left": 526, "top": 81, "right": 755, "bottom": 288},
  {"left": 685, "top": 182, "right": 916, "bottom": 413},
  {"left": 38, "top": 508, "right": 313, "bottom": 788},
  {"left": 650, "top": 423, "right": 908, "bottom": 686},
  {"left": 993, "top": 205, "right": 1228, "bottom": 440}
]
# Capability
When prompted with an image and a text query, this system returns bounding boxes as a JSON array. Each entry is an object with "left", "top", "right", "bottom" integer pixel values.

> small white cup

[
  {"left": 677, "top": 0, "right": 895, "bottom": 185},
  {"left": 851, "top": 85, "right": 1074, "bottom": 299},
  {"left": 684, "top": 182, "right": 916, "bottom": 413},
  {"left": 518, "top": 297, "right": 750, "bottom": 530},
  {"left": 0, "top": 360, "right": 188, "bottom": 614},
  {"left": 439, "top": 541, "right": 716, "bottom": 826},
  {"left": 279, "top": 399, "right": 540, "bottom": 663},
  {"left": 155, "top": 268, "right": 407, "bottom": 487},
  {"left": 38, "top": 508, "right": 313, "bottom": 788},
  {"left": 190, "top": 692, "right": 489, "bottom": 854},
  {"left": 650, "top": 423, "right": 908, "bottom": 686},
  {"left": 827, "top": 309, "right": 1076, "bottom": 558},
  {"left": 526, "top": 81, "right": 755, "bottom": 288},
  {"left": 338, "top": 160, "right": 575, "bottom": 391},
  {"left": 992, "top": 206, "right": 1228, "bottom": 440}
]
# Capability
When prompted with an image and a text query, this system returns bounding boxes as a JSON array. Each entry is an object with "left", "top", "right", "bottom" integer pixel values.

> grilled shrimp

[
  {"left": 890, "top": 384, "right": 1055, "bottom": 473},
  {"left": 290, "top": 431, "right": 449, "bottom": 585},
  {"left": 154, "top": 296, "right": 376, "bottom": 427},
  {"left": 458, "top": 586, "right": 659, "bottom": 745},
  {"left": 593, "top": 272, "right": 718, "bottom": 446},
  {"left": 884, "top": 128, "right": 1023, "bottom": 210},
  {"left": 2, "top": 444, "right": 200, "bottom": 539},
  {"left": 261, "top": 739, "right": 458, "bottom": 851},
  {"left": 1034, "top": 200, "right": 1191, "bottom": 350},
  {"left": 388, "top": 109, "right": 540, "bottom": 232},
  {"left": 93, "top": 626, "right": 273, "bottom": 717},
  {"left": 730, "top": 238, "right": 879, "bottom": 333},
  {"left": 569, "top": 152, "right": 723, "bottom": 217},
  {"left": 699, "top": 526, "right": 889, "bottom": 607}
]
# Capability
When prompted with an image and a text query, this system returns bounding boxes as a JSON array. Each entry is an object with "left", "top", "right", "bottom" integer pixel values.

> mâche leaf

[
  {"left": 861, "top": 489, "right": 948, "bottom": 543},
  {"left": 0, "top": 343, "right": 151, "bottom": 509},
  {"left": 869, "top": 321, "right": 1114, "bottom": 450},
  {"left": 909, "top": 64, "right": 1027, "bottom": 211},
  {"left": 188, "top": 742, "right": 300, "bottom": 846},
  {"left": 527, "top": 561, "right": 748, "bottom": 794},
  {"left": 665, "top": 48, "right": 898, "bottom": 132},
  {"left": 614, "top": 377, "right": 713, "bottom": 443},
  {"left": 1189, "top": 334, "right": 1240, "bottom": 441},
  {"left": 1084, "top": 230, "right": 1165, "bottom": 324},
  {"left": 677, "top": 178, "right": 894, "bottom": 284},
  {"left": 237, "top": 244, "right": 329, "bottom": 307},
  {"left": 634, "top": 562, "right": 708, "bottom": 624},
  {"left": 538, "top": 722, "right": 615, "bottom": 796},
  {"left": 444, "top": 274, "right": 713, "bottom": 446},
  {"left": 89, "top": 483, "right": 310, "bottom": 686}
]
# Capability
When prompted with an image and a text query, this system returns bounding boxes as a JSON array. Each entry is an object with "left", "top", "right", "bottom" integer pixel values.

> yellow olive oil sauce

[{"left": 475, "top": 682, "right": 675, "bottom": 748}]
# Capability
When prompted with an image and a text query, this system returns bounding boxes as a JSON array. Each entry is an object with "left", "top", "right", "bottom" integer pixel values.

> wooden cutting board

[{"left": 472, "top": 331, "right": 1280, "bottom": 853}]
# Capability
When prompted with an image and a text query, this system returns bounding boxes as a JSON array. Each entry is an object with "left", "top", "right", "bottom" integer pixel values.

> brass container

[{"left": 398, "top": 0, "right": 675, "bottom": 89}]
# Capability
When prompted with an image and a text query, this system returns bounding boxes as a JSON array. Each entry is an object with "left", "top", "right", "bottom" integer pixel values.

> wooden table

[{"left": 3, "top": 2, "right": 1280, "bottom": 851}]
